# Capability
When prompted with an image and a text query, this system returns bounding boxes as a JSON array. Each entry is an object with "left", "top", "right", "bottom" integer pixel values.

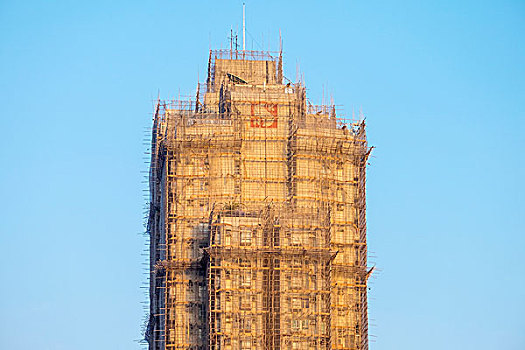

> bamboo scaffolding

[{"left": 146, "top": 49, "right": 371, "bottom": 350}]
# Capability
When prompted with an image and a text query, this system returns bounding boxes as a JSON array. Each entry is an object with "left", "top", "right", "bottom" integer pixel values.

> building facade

[{"left": 146, "top": 48, "right": 371, "bottom": 350}]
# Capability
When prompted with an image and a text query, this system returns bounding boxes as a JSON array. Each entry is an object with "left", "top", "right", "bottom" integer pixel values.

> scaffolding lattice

[{"left": 147, "top": 49, "right": 371, "bottom": 350}]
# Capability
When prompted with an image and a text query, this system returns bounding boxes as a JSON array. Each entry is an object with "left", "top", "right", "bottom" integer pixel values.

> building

[{"left": 146, "top": 47, "right": 372, "bottom": 350}]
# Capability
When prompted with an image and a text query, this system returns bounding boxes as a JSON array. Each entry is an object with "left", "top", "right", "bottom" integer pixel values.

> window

[
  {"left": 225, "top": 316, "right": 232, "bottom": 332},
  {"left": 240, "top": 272, "right": 251, "bottom": 288},
  {"left": 241, "top": 318, "right": 252, "bottom": 332},
  {"left": 291, "top": 275, "right": 301, "bottom": 289},
  {"left": 336, "top": 164, "right": 343, "bottom": 179},
  {"left": 225, "top": 294, "right": 232, "bottom": 312},
  {"left": 301, "top": 297, "right": 310, "bottom": 309},
  {"left": 240, "top": 229, "right": 252, "bottom": 246},
  {"left": 240, "top": 296, "right": 251, "bottom": 310},
  {"left": 291, "top": 297, "right": 301, "bottom": 310},
  {"left": 234, "top": 182, "right": 241, "bottom": 194},
  {"left": 234, "top": 160, "right": 241, "bottom": 175},
  {"left": 239, "top": 259, "right": 251, "bottom": 268},
  {"left": 224, "top": 228, "right": 232, "bottom": 246},
  {"left": 301, "top": 320, "right": 309, "bottom": 330},
  {"left": 337, "top": 187, "right": 345, "bottom": 209},
  {"left": 309, "top": 232, "right": 317, "bottom": 246}
]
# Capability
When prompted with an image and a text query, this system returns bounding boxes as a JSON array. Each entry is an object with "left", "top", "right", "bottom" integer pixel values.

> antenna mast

[{"left": 243, "top": 3, "right": 246, "bottom": 51}]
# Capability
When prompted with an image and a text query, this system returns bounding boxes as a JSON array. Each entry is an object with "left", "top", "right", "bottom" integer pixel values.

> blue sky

[{"left": 0, "top": 1, "right": 524, "bottom": 349}]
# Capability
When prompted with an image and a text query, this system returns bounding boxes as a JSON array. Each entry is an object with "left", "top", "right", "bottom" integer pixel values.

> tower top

[{"left": 207, "top": 49, "right": 283, "bottom": 87}]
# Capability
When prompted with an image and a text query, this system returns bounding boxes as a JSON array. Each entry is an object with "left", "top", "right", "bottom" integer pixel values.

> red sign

[{"left": 250, "top": 103, "right": 278, "bottom": 128}]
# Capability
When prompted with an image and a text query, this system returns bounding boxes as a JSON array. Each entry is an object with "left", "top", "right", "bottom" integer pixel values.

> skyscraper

[{"left": 146, "top": 46, "right": 371, "bottom": 350}]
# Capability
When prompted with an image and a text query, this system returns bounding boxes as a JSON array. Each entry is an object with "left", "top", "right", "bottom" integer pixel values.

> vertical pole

[{"left": 243, "top": 3, "right": 246, "bottom": 51}]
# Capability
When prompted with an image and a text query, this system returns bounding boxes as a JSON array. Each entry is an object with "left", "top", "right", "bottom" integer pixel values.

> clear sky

[{"left": 0, "top": 1, "right": 523, "bottom": 349}]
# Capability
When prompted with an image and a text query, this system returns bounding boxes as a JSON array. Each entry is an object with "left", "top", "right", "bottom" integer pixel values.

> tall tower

[{"left": 146, "top": 47, "right": 372, "bottom": 350}]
